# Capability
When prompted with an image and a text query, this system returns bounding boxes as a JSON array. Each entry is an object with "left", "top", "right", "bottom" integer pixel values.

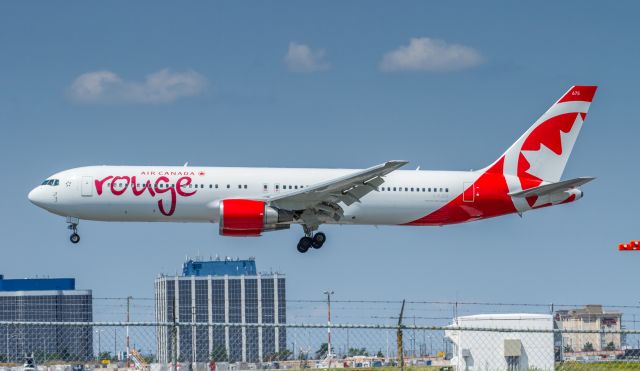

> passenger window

[
  {"left": 404, "top": 187, "right": 408, "bottom": 192},
  {"left": 422, "top": 188, "right": 425, "bottom": 192},
  {"left": 446, "top": 188, "right": 449, "bottom": 192},
  {"left": 393, "top": 187, "right": 397, "bottom": 191},
  {"left": 295, "top": 185, "right": 298, "bottom": 189},
  {"left": 238, "top": 185, "right": 241, "bottom": 189},
  {"left": 227, "top": 184, "right": 230, "bottom": 189},
  {"left": 439, "top": 188, "right": 443, "bottom": 192},
  {"left": 411, "top": 188, "right": 414, "bottom": 192},
  {"left": 244, "top": 185, "right": 247, "bottom": 189},
  {"left": 215, "top": 184, "right": 219, "bottom": 189}
]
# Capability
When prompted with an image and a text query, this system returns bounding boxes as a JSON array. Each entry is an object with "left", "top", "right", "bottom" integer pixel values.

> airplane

[{"left": 29, "top": 85, "right": 597, "bottom": 253}]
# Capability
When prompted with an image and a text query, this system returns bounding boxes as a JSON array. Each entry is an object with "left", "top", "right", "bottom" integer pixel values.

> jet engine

[{"left": 219, "top": 199, "right": 292, "bottom": 236}]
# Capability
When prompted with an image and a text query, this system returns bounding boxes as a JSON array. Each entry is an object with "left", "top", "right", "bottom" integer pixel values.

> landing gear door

[
  {"left": 81, "top": 176, "right": 93, "bottom": 197},
  {"left": 463, "top": 182, "right": 475, "bottom": 202}
]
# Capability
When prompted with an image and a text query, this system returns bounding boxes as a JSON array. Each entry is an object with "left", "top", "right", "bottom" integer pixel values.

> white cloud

[
  {"left": 284, "top": 42, "right": 330, "bottom": 73},
  {"left": 68, "top": 69, "right": 207, "bottom": 104},
  {"left": 380, "top": 37, "right": 483, "bottom": 72}
]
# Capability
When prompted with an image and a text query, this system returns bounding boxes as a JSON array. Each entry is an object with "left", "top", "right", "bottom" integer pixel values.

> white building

[{"left": 445, "top": 314, "right": 554, "bottom": 371}]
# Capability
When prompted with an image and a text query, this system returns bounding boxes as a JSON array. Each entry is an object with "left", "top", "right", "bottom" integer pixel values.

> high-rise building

[
  {"left": 0, "top": 275, "right": 93, "bottom": 361},
  {"left": 155, "top": 258, "right": 286, "bottom": 363}
]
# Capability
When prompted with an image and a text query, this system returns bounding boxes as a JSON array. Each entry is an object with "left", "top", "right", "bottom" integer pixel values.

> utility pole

[
  {"left": 126, "top": 296, "right": 131, "bottom": 369},
  {"left": 397, "top": 300, "right": 405, "bottom": 371},
  {"left": 412, "top": 315, "right": 416, "bottom": 358},
  {"left": 323, "top": 290, "right": 334, "bottom": 362}
]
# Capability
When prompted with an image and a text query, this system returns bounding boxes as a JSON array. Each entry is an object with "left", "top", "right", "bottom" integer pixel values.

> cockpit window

[{"left": 41, "top": 179, "right": 60, "bottom": 186}]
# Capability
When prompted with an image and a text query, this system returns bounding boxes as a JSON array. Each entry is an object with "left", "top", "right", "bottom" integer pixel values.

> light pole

[
  {"left": 95, "top": 329, "right": 103, "bottom": 360},
  {"left": 323, "top": 290, "right": 334, "bottom": 360}
]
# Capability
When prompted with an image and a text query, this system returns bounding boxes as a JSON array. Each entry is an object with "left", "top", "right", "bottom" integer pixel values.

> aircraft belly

[{"left": 343, "top": 198, "right": 446, "bottom": 225}]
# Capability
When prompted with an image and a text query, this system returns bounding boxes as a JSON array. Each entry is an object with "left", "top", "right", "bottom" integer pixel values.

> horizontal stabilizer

[{"left": 508, "top": 176, "right": 595, "bottom": 198}]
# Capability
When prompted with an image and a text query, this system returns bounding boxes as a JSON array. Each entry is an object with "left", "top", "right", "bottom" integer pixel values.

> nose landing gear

[{"left": 66, "top": 217, "right": 80, "bottom": 244}]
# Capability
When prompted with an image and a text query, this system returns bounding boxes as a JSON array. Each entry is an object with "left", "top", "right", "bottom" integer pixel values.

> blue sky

[{"left": 1, "top": 1, "right": 639, "bottom": 321}]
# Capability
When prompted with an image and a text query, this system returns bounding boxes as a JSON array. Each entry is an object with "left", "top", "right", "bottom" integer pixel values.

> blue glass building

[
  {"left": 0, "top": 275, "right": 93, "bottom": 361},
  {"left": 155, "top": 258, "right": 286, "bottom": 363}
]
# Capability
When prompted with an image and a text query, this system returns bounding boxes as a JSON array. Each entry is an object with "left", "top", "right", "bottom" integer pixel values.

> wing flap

[{"left": 268, "top": 160, "right": 408, "bottom": 210}]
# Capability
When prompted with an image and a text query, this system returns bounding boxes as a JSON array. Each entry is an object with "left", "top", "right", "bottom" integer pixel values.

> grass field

[{"left": 556, "top": 362, "right": 640, "bottom": 370}]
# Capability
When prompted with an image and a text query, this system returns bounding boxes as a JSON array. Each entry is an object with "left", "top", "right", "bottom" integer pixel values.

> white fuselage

[{"left": 28, "top": 165, "right": 481, "bottom": 226}]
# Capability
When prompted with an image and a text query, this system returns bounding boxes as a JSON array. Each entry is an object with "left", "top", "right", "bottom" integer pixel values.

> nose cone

[{"left": 28, "top": 187, "right": 47, "bottom": 207}]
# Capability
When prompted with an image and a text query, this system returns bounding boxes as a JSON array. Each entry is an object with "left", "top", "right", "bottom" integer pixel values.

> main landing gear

[
  {"left": 67, "top": 217, "right": 80, "bottom": 244},
  {"left": 297, "top": 226, "right": 326, "bottom": 253}
]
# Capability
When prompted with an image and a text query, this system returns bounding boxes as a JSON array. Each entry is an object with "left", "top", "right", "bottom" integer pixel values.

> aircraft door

[
  {"left": 463, "top": 182, "right": 475, "bottom": 202},
  {"left": 81, "top": 176, "right": 93, "bottom": 197}
]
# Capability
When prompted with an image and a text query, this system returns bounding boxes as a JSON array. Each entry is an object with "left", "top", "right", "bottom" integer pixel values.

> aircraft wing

[
  {"left": 508, "top": 176, "right": 595, "bottom": 198},
  {"left": 267, "top": 160, "right": 408, "bottom": 224}
]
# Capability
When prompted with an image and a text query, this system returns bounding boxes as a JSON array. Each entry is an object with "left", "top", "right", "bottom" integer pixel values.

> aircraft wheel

[
  {"left": 70, "top": 233, "right": 80, "bottom": 244},
  {"left": 311, "top": 232, "right": 326, "bottom": 249},
  {"left": 297, "top": 237, "right": 312, "bottom": 253}
]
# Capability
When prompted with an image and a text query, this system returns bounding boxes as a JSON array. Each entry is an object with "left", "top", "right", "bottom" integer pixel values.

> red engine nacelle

[{"left": 219, "top": 199, "right": 290, "bottom": 237}]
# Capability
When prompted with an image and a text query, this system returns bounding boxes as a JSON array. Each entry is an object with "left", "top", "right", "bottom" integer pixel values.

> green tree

[
  {"left": 604, "top": 342, "right": 616, "bottom": 351},
  {"left": 563, "top": 345, "right": 573, "bottom": 353},
  {"left": 98, "top": 352, "right": 112, "bottom": 361},
  {"left": 376, "top": 351, "right": 384, "bottom": 358},
  {"left": 582, "top": 342, "right": 594, "bottom": 352},
  {"left": 347, "top": 348, "right": 369, "bottom": 357},
  {"left": 210, "top": 343, "right": 228, "bottom": 362},
  {"left": 265, "top": 349, "right": 292, "bottom": 361},
  {"left": 315, "top": 343, "right": 328, "bottom": 359}
]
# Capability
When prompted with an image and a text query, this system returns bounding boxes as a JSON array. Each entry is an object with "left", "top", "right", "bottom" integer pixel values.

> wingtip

[{"left": 388, "top": 160, "right": 409, "bottom": 166}]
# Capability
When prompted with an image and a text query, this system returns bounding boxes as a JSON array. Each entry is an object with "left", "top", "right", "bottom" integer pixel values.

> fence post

[{"left": 396, "top": 300, "right": 405, "bottom": 371}]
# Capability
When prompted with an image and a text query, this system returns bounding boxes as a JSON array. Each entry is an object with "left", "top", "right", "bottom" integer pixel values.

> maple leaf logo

[{"left": 517, "top": 112, "right": 583, "bottom": 207}]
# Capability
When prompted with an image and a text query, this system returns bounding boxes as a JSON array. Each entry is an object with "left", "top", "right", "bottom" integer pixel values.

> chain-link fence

[
  {"left": 2, "top": 297, "right": 640, "bottom": 370},
  {"left": 0, "top": 321, "right": 639, "bottom": 370}
]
